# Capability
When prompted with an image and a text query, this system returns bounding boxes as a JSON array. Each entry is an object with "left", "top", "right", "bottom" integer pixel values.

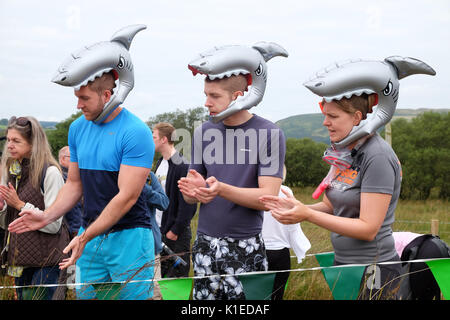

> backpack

[{"left": 398, "top": 234, "right": 450, "bottom": 300}]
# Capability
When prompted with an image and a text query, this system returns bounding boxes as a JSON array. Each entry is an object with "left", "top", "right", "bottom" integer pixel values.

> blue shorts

[{"left": 75, "top": 227, "right": 155, "bottom": 300}]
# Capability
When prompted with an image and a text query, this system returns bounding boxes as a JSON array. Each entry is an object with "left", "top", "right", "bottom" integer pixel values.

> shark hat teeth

[
  {"left": 72, "top": 68, "right": 114, "bottom": 91},
  {"left": 322, "top": 88, "right": 377, "bottom": 103},
  {"left": 207, "top": 69, "right": 249, "bottom": 81}
]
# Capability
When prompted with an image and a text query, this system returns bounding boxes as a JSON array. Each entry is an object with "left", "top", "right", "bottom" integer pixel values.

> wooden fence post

[
  {"left": 385, "top": 122, "right": 392, "bottom": 146},
  {"left": 431, "top": 219, "right": 439, "bottom": 236}
]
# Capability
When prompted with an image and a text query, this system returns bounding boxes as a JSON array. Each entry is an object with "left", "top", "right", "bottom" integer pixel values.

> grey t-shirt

[
  {"left": 189, "top": 114, "right": 286, "bottom": 239},
  {"left": 325, "top": 134, "right": 402, "bottom": 264}
]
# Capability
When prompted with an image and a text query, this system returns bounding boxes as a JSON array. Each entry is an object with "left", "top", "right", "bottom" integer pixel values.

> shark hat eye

[
  {"left": 255, "top": 63, "right": 263, "bottom": 76},
  {"left": 117, "top": 56, "right": 125, "bottom": 69},
  {"left": 382, "top": 80, "right": 393, "bottom": 96}
]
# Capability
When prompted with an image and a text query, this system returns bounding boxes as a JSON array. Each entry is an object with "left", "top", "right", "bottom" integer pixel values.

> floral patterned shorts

[{"left": 192, "top": 233, "right": 268, "bottom": 300}]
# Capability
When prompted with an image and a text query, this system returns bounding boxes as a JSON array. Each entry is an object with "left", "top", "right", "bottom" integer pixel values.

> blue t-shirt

[
  {"left": 68, "top": 108, "right": 155, "bottom": 232},
  {"left": 189, "top": 114, "right": 286, "bottom": 239}
]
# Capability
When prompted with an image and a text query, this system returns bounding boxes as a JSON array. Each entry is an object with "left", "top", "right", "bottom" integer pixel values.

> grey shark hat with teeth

[
  {"left": 52, "top": 24, "right": 146, "bottom": 124},
  {"left": 303, "top": 56, "right": 436, "bottom": 148},
  {"left": 188, "top": 42, "right": 288, "bottom": 123}
]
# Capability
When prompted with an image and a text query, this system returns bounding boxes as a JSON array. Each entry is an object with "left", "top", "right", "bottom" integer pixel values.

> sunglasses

[{"left": 9, "top": 116, "right": 31, "bottom": 127}]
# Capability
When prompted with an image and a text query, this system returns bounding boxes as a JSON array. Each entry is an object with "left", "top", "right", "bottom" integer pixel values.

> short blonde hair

[
  {"left": 205, "top": 74, "right": 248, "bottom": 94},
  {"left": 88, "top": 71, "right": 116, "bottom": 96},
  {"left": 153, "top": 122, "right": 176, "bottom": 145}
]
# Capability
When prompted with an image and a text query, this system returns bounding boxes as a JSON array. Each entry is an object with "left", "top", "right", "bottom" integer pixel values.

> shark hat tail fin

[
  {"left": 110, "top": 24, "right": 147, "bottom": 50},
  {"left": 385, "top": 56, "right": 436, "bottom": 80},
  {"left": 252, "top": 42, "right": 289, "bottom": 62}
]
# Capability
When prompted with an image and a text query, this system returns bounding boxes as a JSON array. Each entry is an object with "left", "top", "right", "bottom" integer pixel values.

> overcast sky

[{"left": 0, "top": 0, "right": 448, "bottom": 123}]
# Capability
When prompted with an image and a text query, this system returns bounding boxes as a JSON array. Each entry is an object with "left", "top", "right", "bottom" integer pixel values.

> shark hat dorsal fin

[
  {"left": 110, "top": 24, "right": 147, "bottom": 50},
  {"left": 252, "top": 42, "right": 289, "bottom": 62},
  {"left": 384, "top": 56, "right": 436, "bottom": 80}
]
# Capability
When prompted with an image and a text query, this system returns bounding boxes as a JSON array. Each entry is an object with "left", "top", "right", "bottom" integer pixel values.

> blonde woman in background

[{"left": 0, "top": 116, "right": 70, "bottom": 300}]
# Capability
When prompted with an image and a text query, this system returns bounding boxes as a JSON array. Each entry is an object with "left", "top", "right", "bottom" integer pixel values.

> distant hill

[
  {"left": 276, "top": 108, "right": 449, "bottom": 144},
  {"left": 0, "top": 118, "right": 58, "bottom": 131},
  {"left": 39, "top": 121, "right": 58, "bottom": 129}
]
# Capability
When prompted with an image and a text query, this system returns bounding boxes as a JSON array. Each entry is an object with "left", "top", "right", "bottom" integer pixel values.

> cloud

[{"left": 0, "top": 0, "right": 448, "bottom": 123}]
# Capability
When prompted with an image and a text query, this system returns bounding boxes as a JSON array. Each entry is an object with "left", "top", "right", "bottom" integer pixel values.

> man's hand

[
  {"left": 178, "top": 169, "right": 206, "bottom": 202},
  {"left": 8, "top": 209, "right": 50, "bottom": 233},
  {"left": 166, "top": 230, "right": 178, "bottom": 241},
  {"left": 194, "top": 176, "right": 221, "bottom": 203},
  {"left": 59, "top": 232, "right": 89, "bottom": 270}
]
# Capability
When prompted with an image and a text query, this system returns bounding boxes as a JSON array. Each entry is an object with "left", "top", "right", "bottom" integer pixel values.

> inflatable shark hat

[
  {"left": 304, "top": 56, "right": 436, "bottom": 148},
  {"left": 188, "top": 42, "right": 288, "bottom": 123},
  {"left": 52, "top": 24, "right": 147, "bottom": 124}
]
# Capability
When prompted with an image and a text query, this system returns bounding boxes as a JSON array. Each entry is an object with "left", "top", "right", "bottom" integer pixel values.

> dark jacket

[
  {"left": 143, "top": 171, "right": 169, "bottom": 255},
  {"left": 155, "top": 152, "right": 197, "bottom": 236}
]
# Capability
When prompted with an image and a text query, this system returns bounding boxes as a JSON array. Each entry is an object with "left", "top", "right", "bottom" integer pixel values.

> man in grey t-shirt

[{"left": 178, "top": 75, "right": 286, "bottom": 300}]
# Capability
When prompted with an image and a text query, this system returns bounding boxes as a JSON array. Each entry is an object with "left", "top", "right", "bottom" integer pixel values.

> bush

[
  {"left": 284, "top": 138, "right": 329, "bottom": 187},
  {"left": 392, "top": 112, "right": 450, "bottom": 200}
]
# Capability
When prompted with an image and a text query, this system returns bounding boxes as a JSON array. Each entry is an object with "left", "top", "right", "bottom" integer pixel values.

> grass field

[{"left": 0, "top": 186, "right": 448, "bottom": 300}]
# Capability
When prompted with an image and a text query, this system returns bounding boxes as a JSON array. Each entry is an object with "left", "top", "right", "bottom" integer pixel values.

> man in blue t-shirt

[
  {"left": 178, "top": 75, "right": 286, "bottom": 300},
  {"left": 9, "top": 72, "right": 156, "bottom": 300}
]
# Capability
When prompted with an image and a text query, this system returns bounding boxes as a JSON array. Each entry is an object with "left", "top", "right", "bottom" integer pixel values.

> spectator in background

[
  {"left": 262, "top": 165, "right": 311, "bottom": 300},
  {"left": 58, "top": 146, "right": 82, "bottom": 239},
  {"left": 142, "top": 171, "right": 169, "bottom": 299},
  {"left": 153, "top": 122, "right": 196, "bottom": 278},
  {"left": 0, "top": 116, "right": 70, "bottom": 300}
]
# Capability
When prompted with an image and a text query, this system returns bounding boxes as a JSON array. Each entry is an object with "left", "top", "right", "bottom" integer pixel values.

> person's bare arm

[
  {"left": 306, "top": 193, "right": 391, "bottom": 241},
  {"left": 8, "top": 162, "right": 83, "bottom": 233},
  {"left": 306, "top": 194, "right": 334, "bottom": 214},
  {"left": 263, "top": 191, "right": 391, "bottom": 241}
]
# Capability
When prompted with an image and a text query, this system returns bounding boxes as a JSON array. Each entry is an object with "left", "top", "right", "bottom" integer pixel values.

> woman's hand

[
  {"left": 259, "top": 188, "right": 311, "bottom": 224},
  {"left": 0, "top": 183, "right": 25, "bottom": 210}
]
